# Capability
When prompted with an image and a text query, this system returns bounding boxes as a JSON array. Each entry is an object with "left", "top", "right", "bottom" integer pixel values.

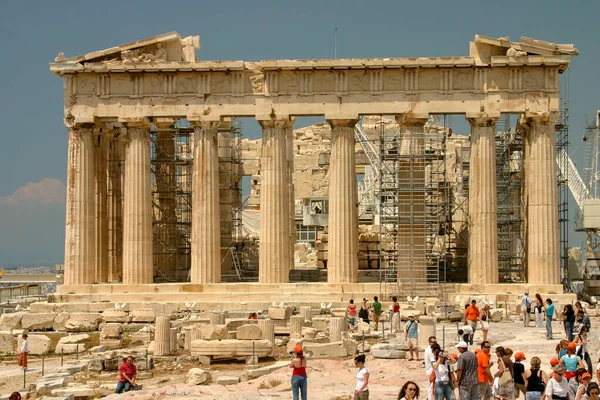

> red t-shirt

[
  {"left": 119, "top": 362, "right": 137, "bottom": 382},
  {"left": 348, "top": 304, "right": 357, "bottom": 317},
  {"left": 476, "top": 351, "right": 490, "bottom": 383}
]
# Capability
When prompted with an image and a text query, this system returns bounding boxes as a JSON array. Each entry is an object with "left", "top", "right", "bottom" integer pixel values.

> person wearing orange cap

[
  {"left": 289, "top": 345, "right": 307, "bottom": 400},
  {"left": 524, "top": 356, "right": 548, "bottom": 400},
  {"left": 513, "top": 352, "right": 526, "bottom": 399},
  {"left": 560, "top": 342, "right": 586, "bottom": 380},
  {"left": 575, "top": 371, "right": 592, "bottom": 400}
]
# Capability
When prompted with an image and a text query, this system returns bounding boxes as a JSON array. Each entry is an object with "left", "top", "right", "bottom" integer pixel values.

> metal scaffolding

[
  {"left": 150, "top": 121, "right": 193, "bottom": 282},
  {"left": 379, "top": 120, "right": 446, "bottom": 297},
  {"left": 495, "top": 115, "right": 526, "bottom": 282}
]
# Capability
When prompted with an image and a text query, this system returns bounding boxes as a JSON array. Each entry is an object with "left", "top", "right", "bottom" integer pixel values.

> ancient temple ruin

[{"left": 49, "top": 32, "right": 578, "bottom": 302}]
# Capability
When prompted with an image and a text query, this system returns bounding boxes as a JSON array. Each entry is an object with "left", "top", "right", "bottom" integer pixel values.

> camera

[{"left": 439, "top": 351, "right": 448, "bottom": 359}]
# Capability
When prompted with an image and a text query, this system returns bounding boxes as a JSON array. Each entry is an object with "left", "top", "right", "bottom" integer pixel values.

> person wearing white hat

[
  {"left": 455, "top": 341, "right": 478, "bottom": 400},
  {"left": 405, "top": 313, "right": 419, "bottom": 361}
]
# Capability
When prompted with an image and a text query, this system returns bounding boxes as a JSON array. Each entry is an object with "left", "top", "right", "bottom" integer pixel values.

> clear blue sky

[{"left": 0, "top": 0, "right": 598, "bottom": 265}]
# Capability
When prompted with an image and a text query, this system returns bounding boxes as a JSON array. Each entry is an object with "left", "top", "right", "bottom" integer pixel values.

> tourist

[
  {"left": 575, "top": 310, "right": 591, "bottom": 333},
  {"left": 480, "top": 304, "right": 491, "bottom": 342},
  {"left": 464, "top": 300, "right": 480, "bottom": 345},
  {"left": 556, "top": 340, "right": 569, "bottom": 359},
  {"left": 289, "top": 345, "right": 307, "bottom": 400},
  {"left": 596, "top": 357, "right": 600, "bottom": 383},
  {"left": 523, "top": 356, "right": 547, "bottom": 400},
  {"left": 359, "top": 298, "right": 370, "bottom": 325},
  {"left": 575, "top": 372, "right": 592, "bottom": 400},
  {"left": 392, "top": 296, "right": 401, "bottom": 333},
  {"left": 406, "top": 313, "right": 420, "bottom": 361},
  {"left": 534, "top": 294, "right": 544, "bottom": 328},
  {"left": 353, "top": 354, "right": 370, "bottom": 400},
  {"left": 458, "top": 324, "right": 473, "bottom": 344},
  {"left": 372, "top": 296, "right": 382, "bottom": 331},
  {"left": 546, "top": 298, "right": 556, "bottom": 339},
  {"left": 248, "top": 312, "right": 258, "bottom": 320},
  {"left": 115, "top": 355, "right": 137, "bottom": 393},
  {"left": 574, "top": 325, "right": 592, "bottom": 373},
  {"left": 513, "top": 352, "right": 526, "bottom": 399},
  {"left": 587, "top": 382, "right": 599, "bottom": 400},
  {"left": 432, "top": 346, "right": 454, "bottom": 400},
  {"left": 563, "top": 304, "right": 576, "bottom": 341},
  {"left": 493, "top": 346, "right": 514, "bottom": 400},
  {"left": 398, "top": 381, "right": 420, "bottom": 400},
  {"left": 569, "top": 369, "right": 587, "bottom": 400},
  {"left": 455, "top": 341, "right": 478, "bottom": 400},
  {"left": 9, "top": 392, "right": 21, "bottom": 400},
  {"left": 546, "top": 364, "right": 569, "bottom": 400},
  {"left": 18, "top": 334, "right": 28, "bottom": 371},
  {"left": 348, "top": 299, "right": 358, "bottom": 331},
  {"left": 477, "top": 341, "right": 493, "bottom": 400},
  {"left": 560, "top": 342, "right": 585, "bottom": 380},
  {"left": 575, "top": 301, "right": 587, "bottom": 316},
  {"left": 521, "top": 291, "right": 532, "bottom": 327},
  {"left": 425, "top": 336, "right": 438, "bottom": 400}
]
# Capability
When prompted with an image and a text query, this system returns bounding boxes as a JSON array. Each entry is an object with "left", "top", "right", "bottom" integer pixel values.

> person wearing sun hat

[
  {"left": 455, "top": 340, "right": 478, "bottom": 400},
  {"left": 289, "top": 344, "right": 307, "bottom": 400},
  {"left": 560, "top": 342, "right": 586, "bottom": 380},
  {"left": 513, "top": 352, "right": 526, "bottom": 399},
  {"left": 575, "top": 372, "right": 593, "bottom": 400}
]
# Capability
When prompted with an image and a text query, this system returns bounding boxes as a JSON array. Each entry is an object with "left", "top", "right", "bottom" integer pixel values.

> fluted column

[
  {"left": 395, "top": 114, "right": 428, "bottom": 282},
  {"left": 524, "top": 112, "right": 560, "bottom": 284},
  {"left": 258, "top": 117, "right": 294, "bottom": 283},
  {"left": 154, "top": 315, "right": 171, "bottom": 356},
  {"left": 191, "top": 120, "right": 221, "bottom": 283},
  {"left": 122, "top": 122, "right": 153, "bottom": 284},
  {"left": 326, "top": 118, "right": 359, "bottom": 283},
  {"left": 287, "top": 127, "right": 296, "bottom": 270},
  {"left": 467, "top": 115, "right": 499, "bottom": 284},
  {"left": 94, "top": 133, "right": 109, "bottom": 283},
  {"left": 64, "top": 124, "right": 96, "bottom": 285},
  {"left": 107, "top": 137, "right": 124, "bottom": 282}
]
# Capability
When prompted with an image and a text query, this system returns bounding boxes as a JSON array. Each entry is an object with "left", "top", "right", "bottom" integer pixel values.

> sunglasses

[
  {"left": 590, "top": 392, "right": 599, "bottom": 395},
  {"left": 483, "top": 346, "right": 491, "bottom": 349},
  {"left": 408, "top": 388, "right": 417, "bottom": 391}
]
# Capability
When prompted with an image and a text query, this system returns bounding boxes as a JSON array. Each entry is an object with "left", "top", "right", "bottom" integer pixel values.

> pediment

[{"left": 53, "top": 31, "right": 200, "bottom": 65}]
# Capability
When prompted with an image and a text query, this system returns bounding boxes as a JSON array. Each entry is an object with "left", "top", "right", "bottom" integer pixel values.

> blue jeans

[
  {"left": 565, "top": 321, "right": 574, "bottom": 341},
  {"left": 292, "top": 375, "right": 307, "bottom": 400},
  {"left": 115, "top": 381, "right": 132, "bottom": 393},
  {"left": 526, "top": 391, "right": 543, "bottom": 400},
  {"left": 435, "top": 381, "right": 454, "bottom": 400},
  {"left": 546, "top": 315, "right": 553, "bottom": 339}
]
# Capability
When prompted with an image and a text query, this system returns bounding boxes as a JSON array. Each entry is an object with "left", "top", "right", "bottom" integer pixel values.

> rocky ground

[{"left": 0, "top": 316, "right": 593, "bottom": 399}]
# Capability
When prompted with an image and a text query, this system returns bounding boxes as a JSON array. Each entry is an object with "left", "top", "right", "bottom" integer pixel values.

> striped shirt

[{"left": 457, "top": 350, "right": 478, "bottom": 386}]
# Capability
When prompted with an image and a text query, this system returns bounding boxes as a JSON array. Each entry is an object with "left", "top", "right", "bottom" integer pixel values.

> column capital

[
  {"left": 522, "top": 111, "right": 561, "bottom": 126},
  {"left": 325, "top": 117, "right": 359, "bottom": 128},
  {"left": 466, "top": 113, "right": 500, "bottom": 127},
  {"left": 257, "top": 115, "right": 295, "bottom": 129},
  {"left": 395, "top": 113, "right": 428, "bottom": 127}
]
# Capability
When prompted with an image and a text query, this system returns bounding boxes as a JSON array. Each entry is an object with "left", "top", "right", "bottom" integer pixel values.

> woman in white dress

[{"left": 534, "top": 293, "right": 544, "bottom": 328}]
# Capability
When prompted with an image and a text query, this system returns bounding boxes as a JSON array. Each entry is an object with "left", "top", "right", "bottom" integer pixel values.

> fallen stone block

[
  {"left": 244, "top": 360, "right": 289, "bottom": 379},
  {"left": 356, "top": 322, "right": 370, "bottom": 334},
  {"left": 130, "top": 331, "right": 152, "bottom": 345},
  {"left": 55, "top": 334, "right": 91, "bottom": 354},
  {"left": 0, "top": 332, "right": 15, "bottom": 354},
  {"left": 130, "top": 309, "right": 155, "bottom": 323},
  {"left": 191, "top": 339, "right": 273, "bottom": 357},
  {"left": 0, "top": 312, "right": 23, "bottom": 331},
  {"left": 56, "top": 362, "right": 88, "bottom": 375},
  {"left": 101, "top": 323, "right": 123, "bottom": 338},
  {"left": 303, "top": 341, "right": 353, "bottom": 358},
  {"left": 99, "top": 338, "right": 123, "bottom": 349},
  {"left": 50, "top": 387, "right": 97, "bottom": 398},
  {"left": 200, "top": 324, "right": 228, "bottom": 340},
  {"left": 302, "top": 327, "right": 317, "bottom": 339},
  {"left": 102, "top": 309, "right": 129, "bottom": 323},
  {"left": 217, "top": 376, "right": 240, "bottom": 385},
  {"left": 65, "top": 313, "right": 103, "bottom": 332},
  {"left": 268, "top": 306, "right": 291, "bottom": 320},
  {"left": 225, "top": 318, "right": 257, "bottom": 333},
  {"left": 22, "top": 313, "right": 57, "bottom": 331},
  {"left": 186, "top": 368, "right": 212, "bottom": 385},
  {"left": 37, "top": 377, "right": 68, "bottom": 395},
  {"left": 371, "top": 343, "right": 408, "bottom": 359},
  {"left": 53, "top": 312, "right": 70, "bottom": 332},
  {"left": 87, "top": 359, "right": 104, "bottom": 372},
  {"left": 491, "top": 309, "right": 504, "bottom": 322},
  {"left": 23, "top": 334, "right": 51, "bottom": 355},
  {"left": 39, "top": 395, "right": 74, "bottom": 400},
  {"left": 236, "top": 324, "right": 262, "bottom": 340}
]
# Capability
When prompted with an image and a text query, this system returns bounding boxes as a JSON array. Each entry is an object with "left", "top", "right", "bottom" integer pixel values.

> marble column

[
  {"left": 395, "top": 115, "right": 428, "bottom": 282},
  {"left": 467, "top": 115, "right": 499, "bottom": 284},
  {"left": 122, "top": 122, "right": 153, "bottom": 284},
  {"left": 94, "top": 133, "right": 109, "bottom": 283},
  {"left": 257, "top": 318, "right": 275, "bottom": 356},
  {"left": 64, "top": 124, "right": 96, "bottom": 285},
  {"left": 107, "top": 137, "right": 124, "bottom": 282},
  {"left": 326, "top": 118, "right": 359, "bottom": 283},
  {"left": 191, "top": 120, "right": 221, "bottom": 284},
  {"left": 524, "top": 112, "right": 560, "bottom": 284},
  {"left": 258, "top": 117, "right": 294, "bottom": 283},
  {"left": 287, "top": 126, "right": 296, "bottom": 272},
  {"left": 154, "top": 315, "right": 171, "bottom": 356},
  {"left": 329, "top": 316, "right": 345, "bottom": 342}
]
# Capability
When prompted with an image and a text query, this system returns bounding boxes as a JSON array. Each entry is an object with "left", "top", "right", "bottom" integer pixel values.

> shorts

[{"left": 408, "top": 337, "right": 418, "bottom": 347}]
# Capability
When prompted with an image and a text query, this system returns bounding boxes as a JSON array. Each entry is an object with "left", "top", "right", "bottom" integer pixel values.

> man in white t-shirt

[
  {"left": 458, "top": 324, "right": 473, "bottom": 343},
  {"left": 424, "top": 336, "right": 438, "bottom": 400}
]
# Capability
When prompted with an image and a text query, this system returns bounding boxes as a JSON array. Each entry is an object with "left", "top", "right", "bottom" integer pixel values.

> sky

[{"left": 0, "top": 0, "right": 598, "bottom": 266}]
